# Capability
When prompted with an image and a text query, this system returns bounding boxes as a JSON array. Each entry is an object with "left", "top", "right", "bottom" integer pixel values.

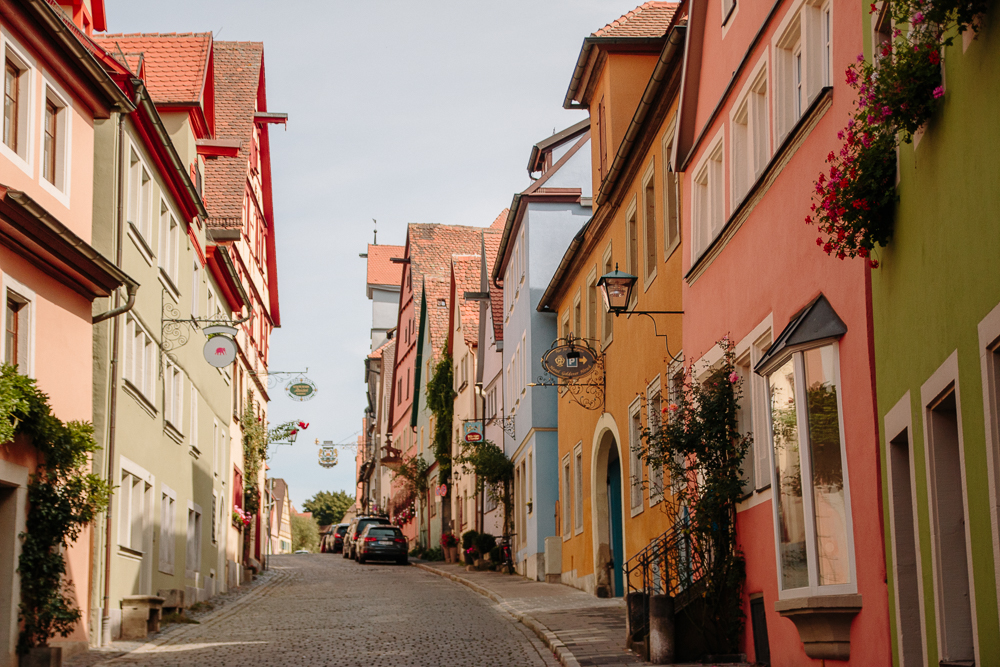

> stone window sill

[{"left": 774, "top": 593, "right": 862, "bottom": 661}]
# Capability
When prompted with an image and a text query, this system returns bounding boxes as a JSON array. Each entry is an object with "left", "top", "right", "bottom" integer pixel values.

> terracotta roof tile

[
  {"left": 369, "top": 337, "right": 393, "bottom": 360},
  {"left": 366, "top": 244, "right": 404, "bottom": 288},
  {"left": 424, "top": 275, "right": 452, "bottom": 363},
  {"left": 489, "top": 208, "right": 509, "bottom": 230},
  {"left": 94, "top": 33, "right": 211, "bottom": 104},
  {"left": 203, "top": 41, "right": 264, "bottom": 221},
  {"left": 592, "top": 2, "right": 678, "bottom": 38},
  {"left": 452, "top": 254, "right": 482, "bottom": 349},
  {"left": 405, "top": 224, "right": 483, "bottom": 343}
]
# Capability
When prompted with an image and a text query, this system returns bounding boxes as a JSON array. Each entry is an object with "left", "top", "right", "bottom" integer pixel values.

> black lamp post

[{"left": 597, "top": 264, "right": 684, "bottom": 317}]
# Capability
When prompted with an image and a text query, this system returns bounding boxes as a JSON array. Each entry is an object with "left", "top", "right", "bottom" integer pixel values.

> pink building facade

[
  {"left": 0, "top": 0, "right": 133, "bottom": 662},
  {"left": 675, "top": 0, "right": 890, "bottom": 663}
]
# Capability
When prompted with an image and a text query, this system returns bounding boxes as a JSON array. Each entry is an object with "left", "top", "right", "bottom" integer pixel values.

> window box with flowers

[
  {"left": 232, "top": 507, "right": 251, "bottom": 530},
  {"left": 807, "top": 0, "right": 986, "bottom": 264}
]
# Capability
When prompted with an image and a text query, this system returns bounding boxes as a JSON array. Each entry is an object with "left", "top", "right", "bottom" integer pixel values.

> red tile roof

[
  {"left": 405, "top": 224, "right": 484, "bottom": 344},
  {"left": 366, "top": 244, "right": 404, "bottom": 288},
  {"left": 592, "top": 2, "right": 678, "bottom": 38},
  {"left": 452, "top": 254, "right": 482, "bottom": 349},
  {"left": 94, "top": 33, "right": 211, "bottom": 104},
  {"left": 369, "top": 336, "right": 393, "bottom": 360},
  {"left": 204, "top": 41, "right": 263, "bottom": 223},
  {"left": 489, "top": 208, "right": 508, "bottom": 230},
  {"left": 424, "top": 275, "right": 452, "bottom": 363},
  {"left": 484, "top": 226, "right": 504, "bottom": 343}
]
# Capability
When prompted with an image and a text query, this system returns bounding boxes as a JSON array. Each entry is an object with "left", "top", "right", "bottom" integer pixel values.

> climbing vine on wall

[
  {"left": 0, "top": 365, "right": 111, "bottom": 653},
  {"left": 639, "top": 341, "right": 751, "bottom": 654},
  {"left": 426, "top": 353, "right": 456, "bottom": 485}
]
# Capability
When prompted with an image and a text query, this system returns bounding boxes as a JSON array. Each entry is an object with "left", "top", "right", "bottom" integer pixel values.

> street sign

[
  {"left": 464, "top": 421, "right": 483, "bottom": 443},
  {"left": 541, "top": 343, "right": 598, "bottom": 380},
  {"left": 203, "top": 326, "right": 238, "bottom": 368},
  {"left": 286, "top": 378, "right": 317, "bottom": 402},
  {"left": 436, "top": 484, "right": 448, "bottom": 497},
  {"left": 318, "top": 446, "right": 338, "bottom": 468}
]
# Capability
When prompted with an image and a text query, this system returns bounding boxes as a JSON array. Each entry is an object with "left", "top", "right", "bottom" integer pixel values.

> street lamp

[{"left": 596, "top": 264, "right": 637, "bottom": 315}]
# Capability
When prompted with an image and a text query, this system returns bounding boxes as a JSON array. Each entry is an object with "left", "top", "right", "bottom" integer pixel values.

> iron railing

[{"left": 623, "top": 514, "right": 705, "bottom": 642}]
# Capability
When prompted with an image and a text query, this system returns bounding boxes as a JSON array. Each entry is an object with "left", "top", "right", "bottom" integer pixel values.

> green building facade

[{"left": 870, "top": 4, "right": 1000, "bottom": 665}]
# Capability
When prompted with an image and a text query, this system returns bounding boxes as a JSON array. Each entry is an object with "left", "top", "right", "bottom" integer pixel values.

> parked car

[
  {"left": 330, "top": 523, "right": 348, "bottom": 553},
  {"left": 356, "top": 524, "right": 408, "bottom": 565},
  {"left": 343, "top": 515, "right": 391, "bottom": 560}
]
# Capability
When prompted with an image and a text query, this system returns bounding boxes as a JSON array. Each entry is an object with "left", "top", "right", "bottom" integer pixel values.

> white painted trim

[
  {"left": 978, "top": 300, "right": 1000, "bottom": 634},
  {"left": 646, "top": 375, "right": 664, "bottom": 507},
  {"left": 0, "top": 28, "right": 36, "bottom": 175},
  {"left": 0, "top": 459, "right": 29, "bottom": 667},
  {"left": 590, "top": 412, "right": 625, "bottom": 594},
  {"left": 639, "top": 158, "right": 658, "bottom": 292},
  {"left": 573, "top": 441, "right": 585, "bottom": 536},
  {"left": 1, "top": 274, "right": 37, "bottom": 378},
  {"left": 920, "top": 350, "right": 979, "bottom": 665},
  {"left": 37, "top": 70, "right": 72, "bottom": 207},
  {"left": 628, "top": 396, "right": 644, "bottom": 517},
  {"left": 884, "top": 392, "right": 928, "bottom": 667}
]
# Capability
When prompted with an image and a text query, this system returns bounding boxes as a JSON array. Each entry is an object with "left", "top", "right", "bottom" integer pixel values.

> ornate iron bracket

[
  {"left": 486, "top": 414, "right": 516, "bottom": 440},
  {"left": 160, "top": 287, "right": 249, "bottom": 373},
  {"left": 531, "top": 336, "right": 606, "bottom": 411},
  {"left": 249, "top": 369, "right": 310, "bottom": 390}
]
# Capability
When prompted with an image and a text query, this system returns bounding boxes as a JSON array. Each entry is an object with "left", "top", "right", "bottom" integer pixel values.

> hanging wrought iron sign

[
  {"left": 286, "top": 377, "right": 318, "bottom": 402},
  {"left": 541, "top": 336, "right": 598, "bottom": 380},
  {"left": 463, "top": 421, "right": 483, "bottom": 443},
  {"left": 203, "top": 326, "right": 238, "bottom": 368},
  {"left": 318, "top": 445, "right": 338, "bottom": 468}
]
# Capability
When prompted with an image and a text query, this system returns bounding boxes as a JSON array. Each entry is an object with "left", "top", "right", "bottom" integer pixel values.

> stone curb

[
  {"left": 413, "top": 563, "right": 581, "bottom": 667},
  {"left": 92, "top": 569, "right": 291, "bottom": 665}
]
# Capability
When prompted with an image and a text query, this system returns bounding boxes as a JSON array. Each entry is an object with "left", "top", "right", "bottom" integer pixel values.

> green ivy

[
  {"left": 639, "top": 341, "right": 751, "bottom": 654},
  {"left": 240, "top": 392, "right": 268, "bottom": 515},
  {"left": 454, "top": 439, "right": 514, "bottom": 532},
  {"left": 426, "top": 353, "right": 456, "bottom": 484},
  {"left": 0, "top": 365, "right": 111, "bottom": 652}
]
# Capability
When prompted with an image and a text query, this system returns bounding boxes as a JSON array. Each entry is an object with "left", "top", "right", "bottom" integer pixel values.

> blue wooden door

[{"left": 607, "top": 451, "right": 624, "bottom": 597}]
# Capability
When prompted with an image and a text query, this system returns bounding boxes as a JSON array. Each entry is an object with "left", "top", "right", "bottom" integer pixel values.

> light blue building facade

[{"left": 493, "top": 121, "right": 591, "bottom": 580}]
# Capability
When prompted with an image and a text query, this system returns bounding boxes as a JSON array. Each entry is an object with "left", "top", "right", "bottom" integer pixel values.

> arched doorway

[{"left": 592, "top": 424, "right": 625, "bottom": 598}]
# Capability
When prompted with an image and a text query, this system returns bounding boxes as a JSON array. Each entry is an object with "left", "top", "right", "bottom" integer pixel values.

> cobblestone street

[{"left": 84, "top": 554, "right": 559, "bottom": 667}]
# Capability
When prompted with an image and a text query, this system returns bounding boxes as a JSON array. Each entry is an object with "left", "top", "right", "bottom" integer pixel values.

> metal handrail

[{"left": 623, "top": 514, "right": 705, "bottom": 640}]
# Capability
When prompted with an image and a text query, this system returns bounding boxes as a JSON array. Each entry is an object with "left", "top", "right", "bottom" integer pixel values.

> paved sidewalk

[{"left": 414, "top": 560, "right": 649, "bottom": 667}]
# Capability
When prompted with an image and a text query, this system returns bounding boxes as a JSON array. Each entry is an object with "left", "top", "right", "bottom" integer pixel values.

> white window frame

[
  {"left": 191, "top": 261, "right": 200, "bottom": 317},
  {"left": 628, "top": 396, "right": 644, "bottom": 515},
  {"left": 158, "top": 198, "right": 181, "bottom": 293},
  {"left": 661, "top": 119, "right": 681, "bottom": 260},
  {"left": 38, "top": 74, "right": 71, "bottom": 204},
  {"left": 920, "top": 351, "right": 979, "bottom": 664},
  {"left": 690, "top": 128, "right": 726, "bottom": 262},
  {"left": 562, "top": 453, "right": 572, "bottom": 538},
  {"left": 624, "top": 195, "right": 640, "bottom": 306},
  {"left": 164, "top": 361, "right": 184, "bottom": 436},
  {"left": 574, "top": 443, "right": 584, "bottom": 534},
  {"left": 158, "top": 484, "right": 176, "bottom": 575},
  {"left": 123, "top": 315, "right": 157, "bottom": 409},
  {"left": 2, "top": 275, "right": 35, "bottom": 377},
  {"left": 646, "top": 376, "right": 664, "bottom": 506},
  {"left": 730, "top": 55, "right": 770, "bottom": 208},
  {"left": 190, "top": 387, "right": 199, "bottom": 454},
  {"left": 772, "top": 0, "right": 832, "bottom": 142},
  {"left": 766, "top": 342, "right": 857, "bottom": 600},
  {"left": 601, "top": 243, "right": 614, "bottom": 349},
  {"left": 126, "top": 140, "right": 155, "bottom": 257},
  {"left": 978, "top": 300, "right": 1000, "bottom": 632},
  {"left": 641, "top": 160, "right": 658, "bottom": 289},
  {"left": 185, "top": 500, "right": 203, "bottom": 578},
  {"left": 118, "top": 456, "right": 153, "bottom": 556},
  {"left": 1, "top": 30, "right": 35, "bottom": 174}
]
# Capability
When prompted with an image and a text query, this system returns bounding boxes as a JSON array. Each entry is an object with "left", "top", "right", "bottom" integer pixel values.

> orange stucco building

[{"left": 538, "top": 2, "right": 684, "bottom": 598}]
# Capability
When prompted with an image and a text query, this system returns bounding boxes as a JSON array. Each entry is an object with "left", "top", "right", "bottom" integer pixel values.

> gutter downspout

[{"left": 101, "top": 110, "right": 127, "bottom": 646}]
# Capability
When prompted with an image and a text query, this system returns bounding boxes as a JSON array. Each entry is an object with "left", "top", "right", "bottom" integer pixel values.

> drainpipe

[{"left": 101, "top": 111, "right": 127, "bottom": 646}]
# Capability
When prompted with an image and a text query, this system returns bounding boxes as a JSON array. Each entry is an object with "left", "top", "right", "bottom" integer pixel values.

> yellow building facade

[{"left": 537, "top": 6, "right": 685, "bottom": 597}]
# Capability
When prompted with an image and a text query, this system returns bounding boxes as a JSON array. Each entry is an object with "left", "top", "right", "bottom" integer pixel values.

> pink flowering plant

[
  {"left": 232, "top": 507, "right": 252, "bottom": 529},
  {"left": 808, "top": 0, "right": 985, "bottom": 263}
]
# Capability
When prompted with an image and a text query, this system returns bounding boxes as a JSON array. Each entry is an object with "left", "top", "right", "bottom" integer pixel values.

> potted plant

[{"left": 440, "top": 533, "right": 459, "bottom": 563}]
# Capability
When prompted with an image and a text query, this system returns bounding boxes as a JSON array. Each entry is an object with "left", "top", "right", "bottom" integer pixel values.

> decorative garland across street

[
  {"left": 808, "top": 0, "right": 987, "bottom": 262},
  {"left": 0, "top": 365, "right": 112, "bottom": 653}
]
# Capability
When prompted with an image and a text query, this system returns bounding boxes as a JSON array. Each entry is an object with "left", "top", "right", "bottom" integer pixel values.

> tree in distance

[
  {"left": 291, "top": 513, "right": 320, "bottom": 552},
  {"left": 302, "top": 490, "right": 354, "bottom": 526}
]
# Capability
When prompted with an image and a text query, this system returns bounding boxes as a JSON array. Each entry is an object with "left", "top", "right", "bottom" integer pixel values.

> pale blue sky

[{"left": 105, "top": 0, "right": 645, "bottom": 508}]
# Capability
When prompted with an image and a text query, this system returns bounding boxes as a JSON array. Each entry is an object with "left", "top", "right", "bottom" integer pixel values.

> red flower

[{"left": 298, "top": 421, "right": 310, "bottom": 430}]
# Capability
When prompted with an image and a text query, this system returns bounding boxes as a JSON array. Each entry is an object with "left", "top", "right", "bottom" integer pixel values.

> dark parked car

[
  {"left": 357, "top": 524, "right": 408, "bottom": 565},
  {"left": 331, "top": 523, "right": 348, "bottom": 553},
  {"left": 343, "top": 515, "right": 391, "bottom": 560}
]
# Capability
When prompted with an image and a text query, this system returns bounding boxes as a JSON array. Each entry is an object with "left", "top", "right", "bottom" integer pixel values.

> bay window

[{"left": 766, "top": 343, "right": 854, "bottom": 596}]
